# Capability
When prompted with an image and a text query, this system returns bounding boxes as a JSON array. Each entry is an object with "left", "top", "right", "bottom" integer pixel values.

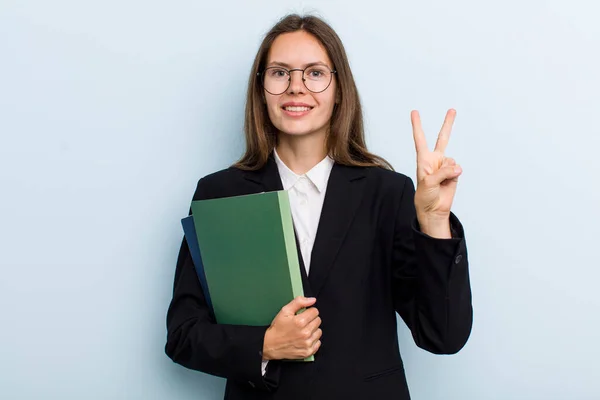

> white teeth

[{"left": 284, "top": 106, "right": 311, "bottom": 112}]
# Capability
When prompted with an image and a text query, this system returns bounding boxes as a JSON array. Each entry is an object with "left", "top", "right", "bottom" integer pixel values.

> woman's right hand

[{"left": 262, "top": 296, "right": 322, "bottom": 360}]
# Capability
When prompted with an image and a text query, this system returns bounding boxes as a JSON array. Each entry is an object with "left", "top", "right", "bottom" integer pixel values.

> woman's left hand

[{"left": 410, "top": 109, "right": 462, "bottom": 238}]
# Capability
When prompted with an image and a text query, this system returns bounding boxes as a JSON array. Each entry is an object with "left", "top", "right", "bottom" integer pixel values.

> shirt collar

[{"left": 273, "top": 149, "right": 334, "bottom": 193}]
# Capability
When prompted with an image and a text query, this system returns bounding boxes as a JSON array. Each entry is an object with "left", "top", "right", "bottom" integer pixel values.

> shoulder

[
  {"left": 365, "top": 166, "right": 414, "bottom": 193},
  {"left": 192, "top": 166, "right": 246, "bottom": 200},
  {"left": 198, "top": 166, "right": 245, "bottom": 187}
]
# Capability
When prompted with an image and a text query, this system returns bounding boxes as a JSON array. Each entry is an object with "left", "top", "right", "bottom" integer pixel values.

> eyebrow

[{"left": 267, "top": 61, "right": 332, "bottom": 69}]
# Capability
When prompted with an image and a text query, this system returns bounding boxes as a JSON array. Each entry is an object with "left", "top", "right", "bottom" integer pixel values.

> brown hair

[{"left": 234, "top": 14, "right": 393, "bottom": 171}]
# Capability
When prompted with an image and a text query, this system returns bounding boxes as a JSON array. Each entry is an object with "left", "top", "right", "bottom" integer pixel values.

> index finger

[
  {"left": 434, "top": 109, "right": 456, "bottom": 153},
  {"left": 411, "top": 110, "right": 428, "bottom": 155}
]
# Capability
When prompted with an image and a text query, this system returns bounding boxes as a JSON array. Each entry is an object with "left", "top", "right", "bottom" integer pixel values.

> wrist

[
  {"left": 262, "top": 328, "right": 275, "bottom": 361},
  {"left": 417, "top": 212, "right": 451, "bottom": 239}
]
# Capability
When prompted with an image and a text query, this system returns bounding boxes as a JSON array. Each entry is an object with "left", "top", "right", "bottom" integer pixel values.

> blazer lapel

[
  {"left": 309, "top": 164, "right": 367, "bottom": 297},
  {"left": 243, "top": 154, "right": 313, "bottom": 297},
  {"left": 242, "top": 154, "right": 283, "bottom": 192}
]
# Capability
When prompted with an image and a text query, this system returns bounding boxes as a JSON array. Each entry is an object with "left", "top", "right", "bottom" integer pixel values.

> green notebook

[{"left": 191, "top": 190, "right": 312, "bottom": 361}]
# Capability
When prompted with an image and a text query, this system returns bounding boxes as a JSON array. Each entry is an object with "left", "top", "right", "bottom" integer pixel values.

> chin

[
  {"left": 276, "top": 122, "right": 325, "bottom": 138},
  {"left": 279, "top": 128, "right": 314, "bottom": 137}
]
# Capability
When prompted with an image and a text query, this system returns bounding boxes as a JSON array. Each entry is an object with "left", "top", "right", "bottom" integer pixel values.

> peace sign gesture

[{"left": 411, "top": 109, "right": 462, "bottom": 238}]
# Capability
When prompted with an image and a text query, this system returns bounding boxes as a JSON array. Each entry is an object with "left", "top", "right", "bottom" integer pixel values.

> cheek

[
  {"left": 265, "top": 96, "right": 281, "bottom": 118},
  {"left": 315, "top": 92, "right": 336, "bottom": 117}
]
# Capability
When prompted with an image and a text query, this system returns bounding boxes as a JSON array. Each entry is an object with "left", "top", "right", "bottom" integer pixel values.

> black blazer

[{"left": 165, "top": 154, "right": 473, "bottom": 400}]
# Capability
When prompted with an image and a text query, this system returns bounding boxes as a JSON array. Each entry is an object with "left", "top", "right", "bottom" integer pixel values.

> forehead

[{"left": 267, "top": 30, "right": 332, "bottom": 67}]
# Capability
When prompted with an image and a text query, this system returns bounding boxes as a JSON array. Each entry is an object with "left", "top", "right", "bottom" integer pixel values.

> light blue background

[{"left": 1, "top": 1, "right": 599, "bottom": 399}]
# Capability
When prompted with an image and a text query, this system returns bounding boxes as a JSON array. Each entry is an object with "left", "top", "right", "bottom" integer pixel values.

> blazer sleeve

[
  {"left": 391, "top": 176, "right": 473, "bottom": 354},
  {"left": 164, "top": 178, "right": 280, "bottom": 391}
]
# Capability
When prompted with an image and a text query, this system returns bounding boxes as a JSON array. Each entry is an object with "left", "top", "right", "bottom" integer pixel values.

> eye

[
  {"left": 305, "top": 67, "right": 328, "bottom": 79},
  {"left": 268, "top": 68, "right": 288, "bottom": 78}
]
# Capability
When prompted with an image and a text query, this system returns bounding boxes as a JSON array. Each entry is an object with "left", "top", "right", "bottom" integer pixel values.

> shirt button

[
  {"left": 299, "top": 199, "right": 307, "bottom": 206},
  {"left": 454, "top": 254, "right": 463, "bottom": 264}
]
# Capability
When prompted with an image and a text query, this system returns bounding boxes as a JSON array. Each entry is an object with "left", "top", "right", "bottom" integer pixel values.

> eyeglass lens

[{"left": 262, "top": 67, "right": 333, "bottom": 94}]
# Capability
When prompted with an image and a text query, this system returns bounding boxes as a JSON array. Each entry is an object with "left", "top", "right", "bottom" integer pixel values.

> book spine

[
  {"left": 277, "top": 191, "right": 305, "bottom": 299},
  {"left": 277, "top": 191, "right": 314, "bottom": 362}
]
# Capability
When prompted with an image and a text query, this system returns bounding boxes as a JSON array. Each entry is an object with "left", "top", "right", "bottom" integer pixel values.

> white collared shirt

[
  {"left": 261, "top": 149, "right": 334, "bottom": 376},
  {"left": 273, "top": 148, "right": 334, "bottom": 275}
]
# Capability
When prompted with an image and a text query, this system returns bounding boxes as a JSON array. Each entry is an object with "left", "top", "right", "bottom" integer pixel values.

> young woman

[{"left": 165, "top": 14, "right": 473, "bottom": 400}]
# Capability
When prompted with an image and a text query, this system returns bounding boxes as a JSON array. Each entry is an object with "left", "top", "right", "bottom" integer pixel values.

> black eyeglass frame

[{"left": 257, "top": 66, "right": 337, "bottom": 95}]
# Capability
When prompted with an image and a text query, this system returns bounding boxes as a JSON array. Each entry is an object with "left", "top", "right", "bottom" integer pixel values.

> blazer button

[{"left": 454, "top": 254, "right": 463, "bottom": 264}]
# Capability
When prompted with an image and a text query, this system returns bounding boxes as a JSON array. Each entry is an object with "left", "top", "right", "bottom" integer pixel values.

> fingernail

[{"left": 454, "top": 166, "right": 462, "bottom": 173}]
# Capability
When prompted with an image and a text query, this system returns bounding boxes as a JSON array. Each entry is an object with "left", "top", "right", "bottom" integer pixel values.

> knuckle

[{"left": 301, "top": 329, "right": 311, "bottom": 339}]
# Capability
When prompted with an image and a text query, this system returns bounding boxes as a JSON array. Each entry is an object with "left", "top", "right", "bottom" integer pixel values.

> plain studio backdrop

[{"left": 1, "top": 0, "right": 599, "bottom": 399}]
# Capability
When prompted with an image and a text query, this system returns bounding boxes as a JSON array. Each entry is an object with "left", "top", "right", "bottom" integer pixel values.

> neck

[{"left": 276, "top": 132, "right": 328, "bottom": 175}]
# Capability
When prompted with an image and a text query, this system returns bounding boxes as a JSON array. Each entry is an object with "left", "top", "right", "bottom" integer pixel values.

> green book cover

[{"left": 190, "top": 190, "right": 312, "bottom": 361}]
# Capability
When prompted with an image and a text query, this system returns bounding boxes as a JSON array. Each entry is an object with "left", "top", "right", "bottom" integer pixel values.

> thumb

[
  {"left": 428, "top": 164, "right": 462, "bottom": 186},
  {"left": 283, "top": 296, "right": 316, "bottom": 314}
]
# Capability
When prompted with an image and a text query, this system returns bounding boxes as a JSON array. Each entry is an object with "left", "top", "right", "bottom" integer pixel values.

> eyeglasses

[{"left": 257, "top": 66, "right": 337, "bottom": 95}]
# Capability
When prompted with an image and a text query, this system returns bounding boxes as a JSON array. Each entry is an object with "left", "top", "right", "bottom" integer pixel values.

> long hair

[{"left": 234, "top": 14, "right": 393, "bottom": 171}]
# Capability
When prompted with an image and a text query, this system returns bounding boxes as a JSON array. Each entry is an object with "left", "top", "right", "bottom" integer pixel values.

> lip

[{"left": 281, "top": 102, "right": 314, "bottom": 117}]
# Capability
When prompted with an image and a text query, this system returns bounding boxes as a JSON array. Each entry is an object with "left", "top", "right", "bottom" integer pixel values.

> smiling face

[{"left": 263, "top": 30, "right": 337, "bottom": 141}]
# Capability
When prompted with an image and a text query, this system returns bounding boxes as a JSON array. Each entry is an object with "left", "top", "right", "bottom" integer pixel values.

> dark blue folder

[{"left": 181, "top": 216, "right": 214, "bottom": 317}]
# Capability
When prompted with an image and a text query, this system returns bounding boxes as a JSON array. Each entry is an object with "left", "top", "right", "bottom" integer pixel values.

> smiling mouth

[{"left": 282, "top": 106, "right": 313, "bottom": 112}]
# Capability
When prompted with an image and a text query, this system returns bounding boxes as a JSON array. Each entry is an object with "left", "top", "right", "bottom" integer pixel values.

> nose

[{"left": 287, "top": 69, "right": 305, "bottom": 94}]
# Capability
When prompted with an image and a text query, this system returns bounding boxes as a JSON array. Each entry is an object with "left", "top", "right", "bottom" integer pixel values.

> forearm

[
  {"left": 409, "top": 213, "right": 473, "bottom": 353},
  {"left": 392, "top": 177, "right": 472, "bottom": 354},
  {"left": 165, "top": 239, "right": 277, "bottom": 391},
  {"left": 166, "top": 312, "right": 268, "bottom": 381}
]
